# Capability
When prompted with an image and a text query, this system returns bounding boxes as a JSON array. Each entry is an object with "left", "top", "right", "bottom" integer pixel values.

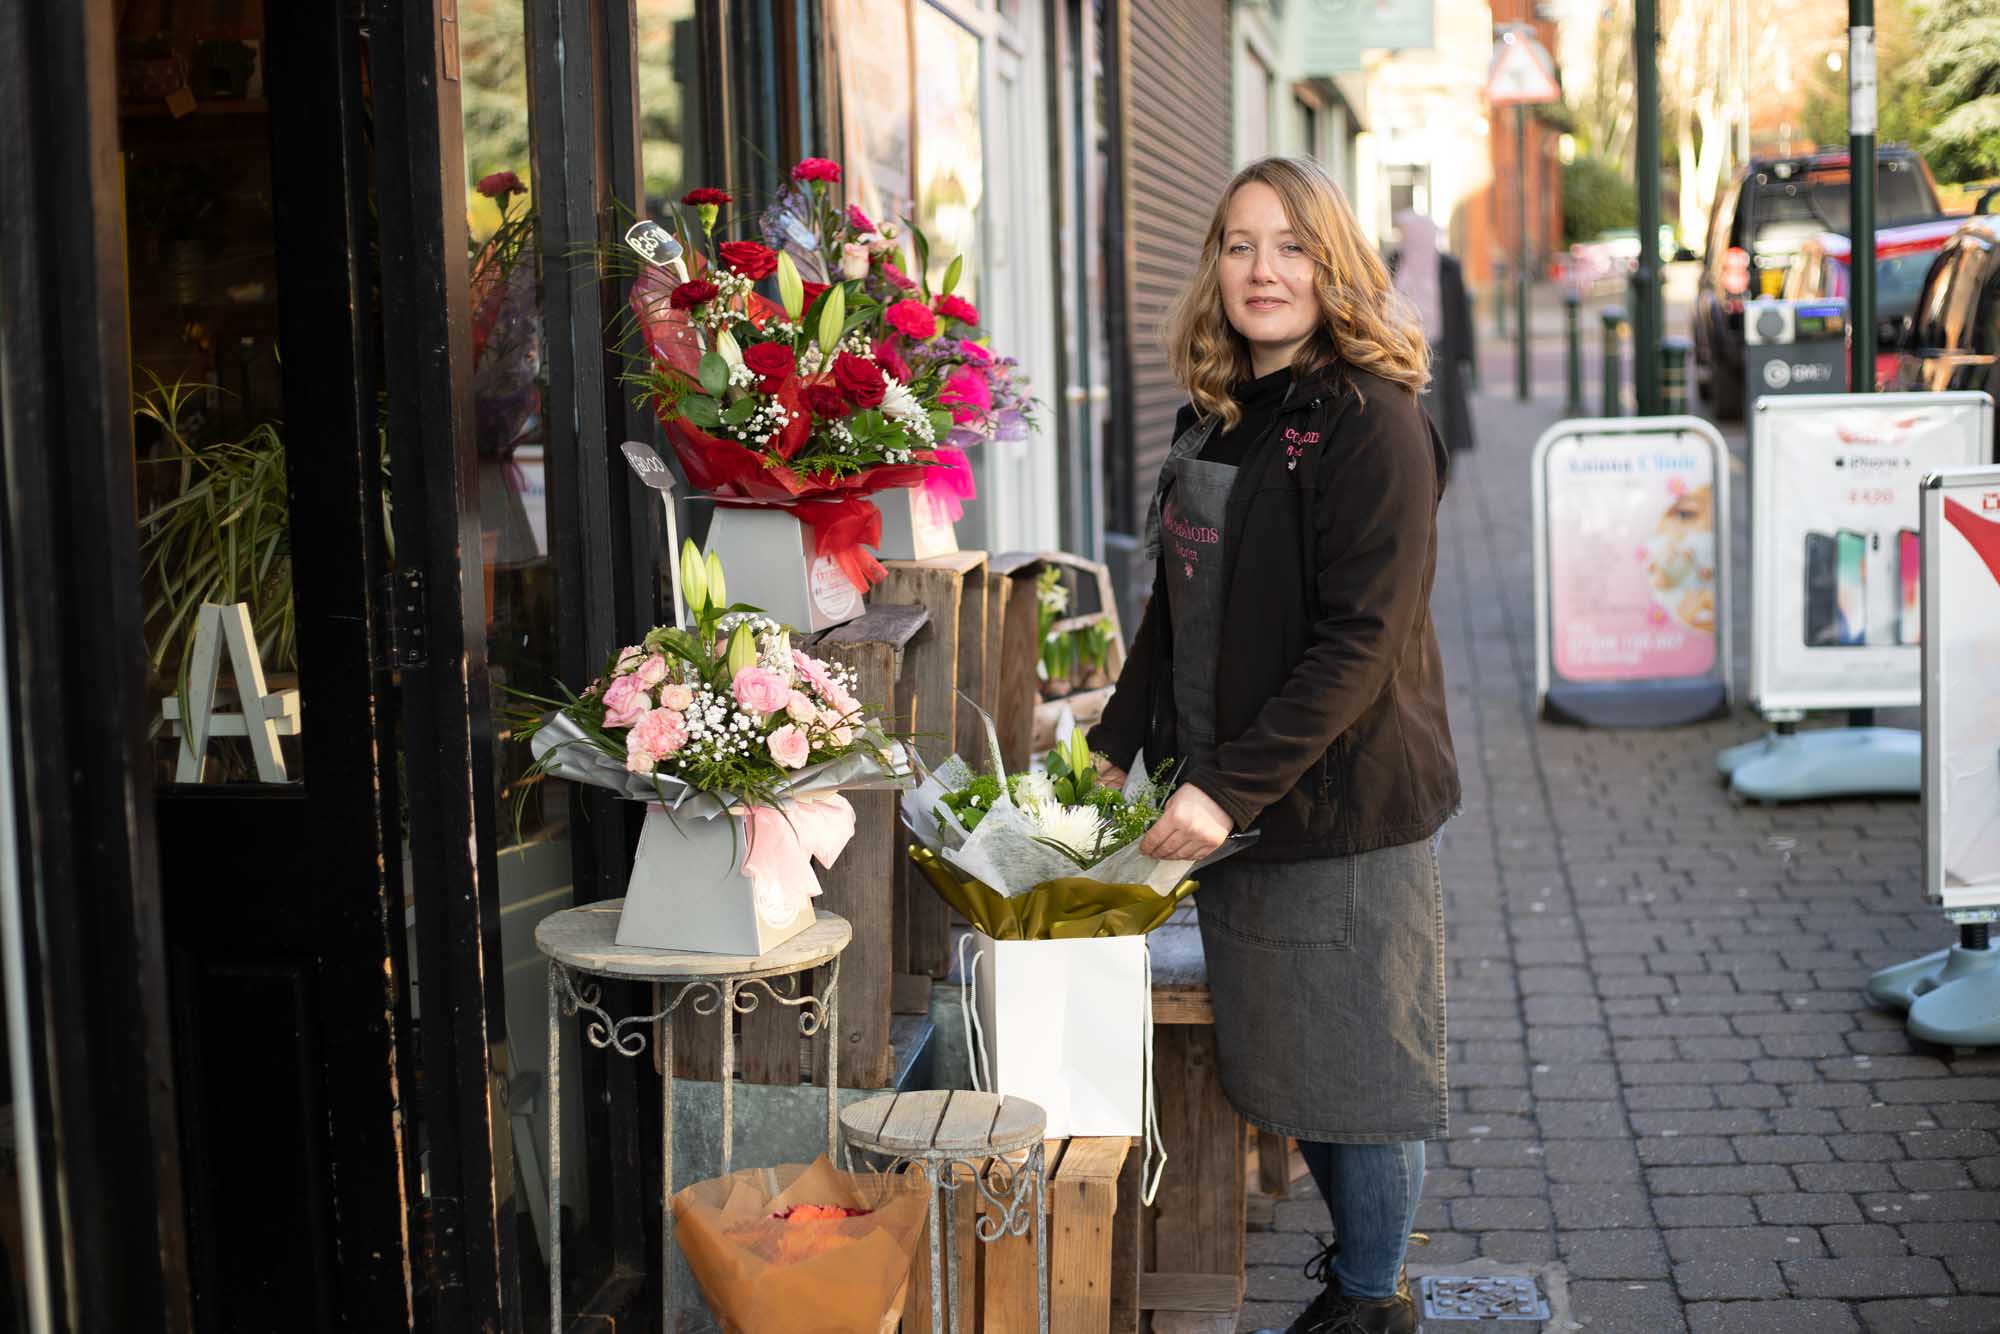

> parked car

[
  {"left": 1889, "top": 216, "right": 2000, "bottom": 450},
  {"left": 1692, "top": 146, "right": 1941, "bottom": 419},
  {"left": 1780, "top": 217, "right": 1965, "bottom": 388}
]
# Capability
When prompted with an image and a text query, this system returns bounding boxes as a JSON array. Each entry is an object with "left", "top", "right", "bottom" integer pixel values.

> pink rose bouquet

[{"left": 515, "top": 543, "right": 903, "bottom": 812}]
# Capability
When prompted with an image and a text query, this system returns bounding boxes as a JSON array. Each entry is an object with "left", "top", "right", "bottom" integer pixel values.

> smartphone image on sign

[
  {"left": 1836, "top": 529, "right": 1867, "bottom": 645},
  {"left": 1896, "top": 528, "right": 1920, "bottom": 645},
  {"left": 1804, "top": 532, "right": 1840, "bottom": 646},
  {"left": 1866, "top": 529, "right": 1901, "bottom": 646}
]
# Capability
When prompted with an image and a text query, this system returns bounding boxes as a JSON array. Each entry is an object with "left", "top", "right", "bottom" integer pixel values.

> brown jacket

[{"left": 1089, "top": 364, "right": 1460, "bottom": 860}]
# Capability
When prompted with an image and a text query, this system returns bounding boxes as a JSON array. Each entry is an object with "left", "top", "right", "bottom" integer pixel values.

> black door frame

[{"left": 0, "top": 2, "right": 194, "bottom": 1330}]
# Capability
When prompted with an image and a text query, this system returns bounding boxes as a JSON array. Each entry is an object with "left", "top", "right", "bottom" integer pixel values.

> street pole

[
  {"left": 1516, "top": 104, "right": 1531, "bottom": 402},
  {"left": 1632, "top": 0, "right": 1663, "bottom": 415},
  {"left": 1850, "top": 0, "right": 1877, "bottom": 392}
]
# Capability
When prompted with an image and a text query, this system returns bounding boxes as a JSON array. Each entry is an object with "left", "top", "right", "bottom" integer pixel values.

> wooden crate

[
  {"left": 876, "top": 552, "right": 988, "bottom": 989},
  {"left": 983, "top": 553, "right": 1046, "bottom": 775},
  {"left": 900, "top": 1136, "right": 1131, "bottom": 1332},
  {"left": 1102, "top": 907, "right": 1244, "bottom": 1332}
]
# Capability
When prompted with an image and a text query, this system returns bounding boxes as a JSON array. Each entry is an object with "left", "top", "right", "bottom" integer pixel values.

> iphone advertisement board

[{"left": 1923, "top": 467, "right": 2000, "bottom": 913}]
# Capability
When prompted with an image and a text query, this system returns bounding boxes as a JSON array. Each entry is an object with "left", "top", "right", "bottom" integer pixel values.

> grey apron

[
  {"left": 1158, "top": 456, "right": 1236, "bottom": 769},
  {"left": 1159, "top": 434, "right": 1447, "bottom": 1144}
]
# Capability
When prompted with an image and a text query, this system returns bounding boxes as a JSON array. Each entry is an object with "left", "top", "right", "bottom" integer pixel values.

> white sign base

[{"left": 1717, "top": 725, "right": 1918, "bottom": 803}]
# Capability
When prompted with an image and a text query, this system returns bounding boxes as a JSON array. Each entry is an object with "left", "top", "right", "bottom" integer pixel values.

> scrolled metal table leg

[
  {"left": 1034, "top": 1142, "right": 1050, "bottom": 1334},
  {"left": 927, "top": 1160, "right": 945, "bottom": 1334},
  {"left": 719, "top": 978, "right": 735, "bottom": 1177},
  {"left": 825, "top": 958, "right": 841, "bottom": 1158},
  {"left": 944, "top": 1158, "right": 963, "bottom": 1332}
]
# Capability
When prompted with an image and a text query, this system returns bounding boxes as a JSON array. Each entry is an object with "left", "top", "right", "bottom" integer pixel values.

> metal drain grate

[{"left": 1418, "top": 1274, "right": 1550, "bottom": 1322}]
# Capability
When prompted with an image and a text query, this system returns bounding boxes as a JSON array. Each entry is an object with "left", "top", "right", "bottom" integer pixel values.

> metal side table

[
  {"left": 535, "top": 902, "right": 851, "bottom": 1333},
  {"left": 838, "top": 1089, "right": 1049, "bottom": 1334}
]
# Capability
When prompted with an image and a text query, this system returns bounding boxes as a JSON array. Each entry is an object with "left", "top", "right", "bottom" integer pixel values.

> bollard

[
  {"left": 1661, "top": 335, "right": 1691, "bottom": 416},
  {"left": 1600, "top": 306, "right": 1627, "bottom": 417},
  {"left": 1564, "top": 291, "right": 1585, "bottom": 416}
]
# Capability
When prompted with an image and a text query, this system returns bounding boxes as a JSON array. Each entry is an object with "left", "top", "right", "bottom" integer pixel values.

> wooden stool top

[
  {"left": 840, "top": 1089, "right": 1046, "bottom": 1157},
  {"left": 535, "top": 904, "right": 851, "bottom": 981}
]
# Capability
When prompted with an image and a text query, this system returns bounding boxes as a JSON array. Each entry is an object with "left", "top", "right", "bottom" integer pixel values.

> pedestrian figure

[
  {"left": 1090, "top": 157, "right": 1460, "bottom": 1334},
  {"left": 1391, "top": 210, "right": 1477, "bottom": 454}
]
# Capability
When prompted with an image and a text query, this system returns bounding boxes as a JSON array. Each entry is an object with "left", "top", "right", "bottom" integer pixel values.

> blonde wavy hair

[{"left": 1165, "top": 157, "right": 1430, "bottom": 429}]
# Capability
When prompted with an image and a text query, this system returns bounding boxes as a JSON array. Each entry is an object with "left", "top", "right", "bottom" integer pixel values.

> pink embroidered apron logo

[
  {"left": 1162, "top": 500, "right": 1220, "bottom": 579},
  {"left": 1282, "top": 427, "right": 1321, "bottom": 471}
]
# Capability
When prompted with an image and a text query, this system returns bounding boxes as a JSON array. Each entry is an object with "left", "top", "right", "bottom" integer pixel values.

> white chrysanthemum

[
  {"left": 1030, "top": 803, "right": 1105, "bottom": 864},
  {"left": 878, "top": 373, "right": 926, "bottom": 426},
  {"left": 1011, "top": 772, "right": 1057, "bottom": 811}
]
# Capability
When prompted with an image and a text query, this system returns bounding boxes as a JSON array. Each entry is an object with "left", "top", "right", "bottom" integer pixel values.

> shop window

[
  {"left": 637, "top": 0, "right": 709, "bottom": 214},
  {"left": 914, "top": 4, "right": 985, "bottom": 299}
]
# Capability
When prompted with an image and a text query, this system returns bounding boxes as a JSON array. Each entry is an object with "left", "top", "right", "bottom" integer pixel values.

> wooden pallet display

[
  {"left": 875, "top": 552, "right": 988, "bottom": 993},
  {"left": 983, "top": 553, "right": 1046, "bottom": 775},
  {"left": 1104, "top": 906, "right": 1246, "bottom": 1332},
  {"left": 899, "top": 1135, "right": 1131, "bottom": 1332},
  {"left": 1028, "top": 552, "right": 1125, "bottom": 754}
]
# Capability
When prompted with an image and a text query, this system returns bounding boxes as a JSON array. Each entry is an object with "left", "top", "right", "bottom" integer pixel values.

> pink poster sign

[{"left": 1546, "top": 434, "right": 1719, "bottom": 683}]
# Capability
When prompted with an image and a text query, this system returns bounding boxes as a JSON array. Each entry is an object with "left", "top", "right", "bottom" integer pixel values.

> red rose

[
  {"left": 669, "top": 279, "right": 718, "bottom": 310},
  {"left": 804, "top": 382, "right": 851, "bottom": 419},
  {"left": 832, "top": 353, "right": 886, "bottom": 409},
  {"left": 934, "top": 293, "right": 980, "bottom": 326},
  {"left": 681, "top": 187, "right": 732, "bottom": 206},
  {"left": 885, "top": 299, "right": 938, "bottom": 341},
  {"left": 718, "top": 240, "right": 779, "bottom": 280},
  {"left": 800, "top": 279, "right": 830, "bottom": 307},
  {"left": 791, "top": 157, "right": 843, "bottom": 184},
  {"left": 742, "top": 342, "right": 796, "bottom": 393},
  {"left": 477, "top": 170, "right": 524, "bottom": 198}
]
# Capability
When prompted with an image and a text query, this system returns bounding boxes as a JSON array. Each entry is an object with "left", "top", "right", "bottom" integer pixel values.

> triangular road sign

[{"left": 1488, "top": 32, "right": 1561, "bottom": 106}]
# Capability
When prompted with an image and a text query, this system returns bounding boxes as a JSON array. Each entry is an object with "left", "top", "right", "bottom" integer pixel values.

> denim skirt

[{"left": 1194, "top": 837, "right": 1448, "bottom": 1143}]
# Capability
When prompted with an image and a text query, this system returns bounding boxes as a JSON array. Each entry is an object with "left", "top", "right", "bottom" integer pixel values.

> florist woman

[{"left": 1089, "top": 157, "right": 1460, "bottom": 1334}]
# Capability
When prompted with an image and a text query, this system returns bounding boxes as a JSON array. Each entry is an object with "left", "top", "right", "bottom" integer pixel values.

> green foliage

[
  {"left": 134, "top": 375, "right": 295, "bottom": 704},
  {"left": 1914, "top": 0, "right": 2000, "bottom": 179},
  {"left": 1561, "top": 155, "right": 1637, "bottom": 246}
]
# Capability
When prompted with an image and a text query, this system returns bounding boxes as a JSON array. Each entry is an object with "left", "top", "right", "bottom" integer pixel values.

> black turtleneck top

[{"left": 1199, "top": 365, "right": 1294, "bottom": 469}]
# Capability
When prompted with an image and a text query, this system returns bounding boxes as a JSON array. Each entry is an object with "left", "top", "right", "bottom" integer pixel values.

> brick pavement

[{"left": 1236, "top": 384, "right": 2000, "bottom": 1334}]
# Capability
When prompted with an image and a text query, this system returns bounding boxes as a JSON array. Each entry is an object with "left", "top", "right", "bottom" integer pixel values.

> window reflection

[
  {"left": 638, "top": 0, "right": 704, "bottom": 215},
  {"left": 455, "top": 0, "right": 583, "bottom": 1301},
  {"left": 914, "top": 5, "right": 984, "bottom": 300}
]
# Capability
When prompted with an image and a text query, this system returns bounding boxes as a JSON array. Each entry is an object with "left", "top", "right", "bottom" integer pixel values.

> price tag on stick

[{"left": 620, "top": 441, "right": 687, "bottom": 628}]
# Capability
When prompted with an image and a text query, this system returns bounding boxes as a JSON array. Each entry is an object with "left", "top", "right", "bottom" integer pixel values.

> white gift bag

[
  {"left": 616, "top": 804, "right": 829, "bottom": 956},
  {"left": 967, "top": 932, "right": 1148, "bottom": 1137}
]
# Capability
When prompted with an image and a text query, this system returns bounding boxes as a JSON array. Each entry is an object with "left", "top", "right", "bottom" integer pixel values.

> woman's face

[{"left": 1219, "top": 181, "right": 1321, "bottom": 374}]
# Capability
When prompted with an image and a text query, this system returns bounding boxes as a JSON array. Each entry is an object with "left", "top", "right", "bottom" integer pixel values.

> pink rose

[
  {"left": 767, "top": 723, "right": 811, "bottom": 769},
  {"left": 786, "top": 691, "right": 818, "bottom": 724},
  {"left": 791, "top": 649, "right": 839, "bottom": 701},
  {"left": 628, "top": 707, "right": 689, "bottom": 766},
  {"left": 733, "top": 665, "right": 792, "bottom": 717},
  {"left": 601, "top": 673, "right": 652, "bottom": 728},
  {"left": 626, "top": 748, "right": 656, "bottom": 775},
  {"left": 614, "top": 644, "right": 645, "bottom": 673},
  {"left": 841, "top": 242, "right": 871, "bottom": 281},
  {"left": 830, "top": 725, "right": 854, "bottom": 747},
  {"left": 635, "top": 653, "right": 670, "bottom": 688},
  {"left": 660, "top": 682, "right": 695, "bottom": 711}
]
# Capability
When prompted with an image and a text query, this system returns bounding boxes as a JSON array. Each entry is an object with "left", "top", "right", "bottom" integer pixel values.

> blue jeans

[{"left": 1297, "top": 1139, "right": 1426, "bottom": 1301}]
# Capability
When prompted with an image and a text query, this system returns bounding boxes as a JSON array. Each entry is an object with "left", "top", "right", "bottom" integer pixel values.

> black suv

[
  {"left": 1890, "top": 216, "right": 2000, "bottom": 451},
  {"left": 1692, "top": 146, "right": 1941, "bottom": 419}
]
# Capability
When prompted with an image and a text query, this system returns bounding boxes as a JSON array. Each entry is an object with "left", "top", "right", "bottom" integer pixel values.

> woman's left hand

[{"left": 1139, "top": 784, "right": 1233, "bottom": 862}]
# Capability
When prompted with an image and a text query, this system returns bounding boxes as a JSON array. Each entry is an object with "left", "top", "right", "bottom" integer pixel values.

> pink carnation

[
  {"left": 767, "top": 723, "right": 811, "bottom": 769},
  {"left": 660, "top": 682, "right": 695, "bottom": 711},
  {"left": 792, "top": 157, "right": 843, "bottom": 184},
  {"left": 958, "top": 339, "right": 993, "bottom": 365},
  {"left": 845, "top": 203, "right": 876, "bottom": 232},
  {"left": 939, "top": 364, "right": 993, "bottom": 425},
  {"left": 625, "top": 707, "right": 688, "bottom": 771},
  {"left": 790, "top": 649, "right": 843, "bottom": 703},
  {"left": 885, "top": 299, "right": 937, "bottom": 340},
  {"left": 934, "top": 293, "right": 980, "bottom": 326},
  {"left": 879, "top": 261, "right": 918, "bottom": 291},
  {"left": 602, "top": 673, "right": 653, "bottom": 729},
  {"left": 733, "top": 665, "right": 792, "bottom": 717}
]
